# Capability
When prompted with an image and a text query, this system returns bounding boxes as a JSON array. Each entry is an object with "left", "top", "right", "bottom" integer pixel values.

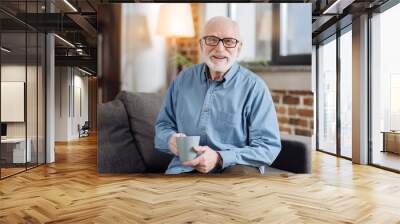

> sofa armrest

[{"left": 271, "top": 140, "right": 311, "bottom": 173}]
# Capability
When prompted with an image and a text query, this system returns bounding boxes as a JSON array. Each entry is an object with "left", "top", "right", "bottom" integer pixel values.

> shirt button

[{"left": 203, "top": 108, "right": 209, "bottom": 112}]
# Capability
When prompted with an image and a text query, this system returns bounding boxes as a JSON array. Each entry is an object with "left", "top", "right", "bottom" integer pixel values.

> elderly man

[{"left": 154, "top": 16, "right": 281, "bottom": 175}]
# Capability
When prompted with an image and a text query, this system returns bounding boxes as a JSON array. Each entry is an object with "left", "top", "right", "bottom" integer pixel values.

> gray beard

[{"left": 202, "top": 54, "right": 235, "bottom": 74}]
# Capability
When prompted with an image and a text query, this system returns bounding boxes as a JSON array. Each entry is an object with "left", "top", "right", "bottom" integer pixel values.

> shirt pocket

[
  {"left": 216, "top": 111, "right": 246, "bottom": 145},
  {"left": 217, "top": 111, "right": 241, "bottom": 127}
]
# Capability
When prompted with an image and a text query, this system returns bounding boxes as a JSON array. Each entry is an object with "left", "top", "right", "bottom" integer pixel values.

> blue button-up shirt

[{"left": 154, "top": 62, "right": 281, "bottom": 174}]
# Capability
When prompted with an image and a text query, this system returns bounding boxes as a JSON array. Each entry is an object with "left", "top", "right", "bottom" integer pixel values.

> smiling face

[{"left": 200, "top": 17, "right": 242, "bottom": 74}]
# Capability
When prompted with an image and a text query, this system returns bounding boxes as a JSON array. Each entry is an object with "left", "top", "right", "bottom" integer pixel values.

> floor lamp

[{"left": 156, "top": 3, "right": 195, "bottom": 85}]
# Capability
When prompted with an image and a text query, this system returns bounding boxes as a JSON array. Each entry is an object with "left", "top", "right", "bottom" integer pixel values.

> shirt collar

[
  {"left": 222, "top": 62, "right": 239, "bottom": 86},
  {"left": 201, "top": 62, "right": 240, "bottom": 88}
]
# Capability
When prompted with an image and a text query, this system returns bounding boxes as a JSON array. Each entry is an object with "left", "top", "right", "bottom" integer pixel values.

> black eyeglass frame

[{"left": 200, "top": 35, "right": 240, "bottom": 48}]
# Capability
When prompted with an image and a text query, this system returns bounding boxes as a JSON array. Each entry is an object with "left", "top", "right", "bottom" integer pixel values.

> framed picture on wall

[{"left": 1, "top": 81, "right": 25, "bottom": 122}]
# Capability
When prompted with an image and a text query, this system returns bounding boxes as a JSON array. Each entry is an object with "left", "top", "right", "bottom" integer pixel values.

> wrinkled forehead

[{"left": 203, "top": 20, "right": 240, "bottom": 39}]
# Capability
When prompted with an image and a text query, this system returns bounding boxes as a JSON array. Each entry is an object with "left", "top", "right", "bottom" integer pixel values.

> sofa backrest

[
  {"left": 97, "top": 99, "right": 146, "bottom": 173},
  {"left": 117, "top": 91, "right": 173, "bottom": 172}
]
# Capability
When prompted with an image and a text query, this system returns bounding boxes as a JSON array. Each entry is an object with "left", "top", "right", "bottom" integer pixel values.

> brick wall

[{"left": 272, "top": 90, "right": 314, "bottom": 137}]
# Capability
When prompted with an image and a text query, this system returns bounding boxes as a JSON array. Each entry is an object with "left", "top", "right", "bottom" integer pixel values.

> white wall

[
  {"left": 54, "top": 67, "right": 89, "bottom": 141},
  {"left": 259, "top": 69, "right": 312, "bottom": 91},
  {"left": 204, "top": 3, "right": 228, "bottom": 22},
  {"left": 55, "top": 67, "right": 69, "bottom": 141},
  {"left": 1, "top": 65, "right": 26, "bottom": 81},
  {"left": 121, "top": 3, "right": 167, "bottom": 93},
  {"left": 72, "top": 74, "right": 89, "bottom": 138},
  {"left": 230, "top": 4, "right": 256, "bottom": 61}
]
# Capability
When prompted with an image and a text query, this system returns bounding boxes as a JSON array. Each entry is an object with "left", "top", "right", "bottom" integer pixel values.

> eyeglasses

[{"left": 201, "top": 36, "right": 239, "bottom": 48}]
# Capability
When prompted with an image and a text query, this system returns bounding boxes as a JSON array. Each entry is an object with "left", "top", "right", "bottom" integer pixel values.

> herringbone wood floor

[{"left": 1, "top": 134, "right": 400, "bottom": 224}]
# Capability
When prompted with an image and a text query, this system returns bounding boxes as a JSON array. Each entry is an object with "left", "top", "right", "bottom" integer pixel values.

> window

[
  {"left": 370, "top": 2, "right": 400, "bottom": 171},
  {"left": 339, "top": 28, "right": 352, "bottom": 158},
  {"left": 212, "top": 3, "right": 312, "bottom": 65},
  {"left": 317, "top": 36, "right": 337, "bottom": 154},
  {"left": 274, "top": 3, "right": 311, "bottom": 65}
]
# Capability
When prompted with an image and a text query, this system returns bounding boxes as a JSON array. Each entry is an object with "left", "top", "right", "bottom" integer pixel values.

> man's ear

[
  {"left": 236, "top": 41, "right": 243, "bottom": 57},
  {"left": 199, "top": 39, "right": 204, "bottom": 52}
]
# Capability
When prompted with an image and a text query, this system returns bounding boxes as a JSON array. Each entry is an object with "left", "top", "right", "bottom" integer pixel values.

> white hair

[{"left": 200, "top": 16, "right": 242, "bottom": 41}]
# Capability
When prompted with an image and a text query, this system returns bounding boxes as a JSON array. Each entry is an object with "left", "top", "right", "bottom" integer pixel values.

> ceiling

[
  {"left": 0, "top": 0, "right": 99, "bottom": 74},
  {"left": 311, "top": 0, "right": 391, "bottom": 43},
  {"left": 1, "top": 0, "right": 396, "bottom": 73}
]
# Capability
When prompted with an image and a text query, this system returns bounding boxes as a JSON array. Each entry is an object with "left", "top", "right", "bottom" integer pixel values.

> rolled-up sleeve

[
  {"left": 154, "top": 79, "right": 178, "bottom": 155},
  {"left": 218, "top": 82, "right": 281, "bottom": 170}
]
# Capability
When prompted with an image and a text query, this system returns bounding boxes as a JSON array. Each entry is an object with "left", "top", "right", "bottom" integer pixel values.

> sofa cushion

[
  {"left": 97, "top": 99, "right": 146, "bottom": 173},
  {"left": 118, "top": 91, "right": 173, "bottom": 172}
]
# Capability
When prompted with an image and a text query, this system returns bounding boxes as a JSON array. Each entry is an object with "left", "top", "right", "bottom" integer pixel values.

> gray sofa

[{"left": 97, "top": 91, "right": 311, "bottom": 174}]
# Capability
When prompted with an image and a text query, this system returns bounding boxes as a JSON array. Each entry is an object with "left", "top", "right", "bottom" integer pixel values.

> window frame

[
  {"left": 315, "top": 23, "right": 352, "bottom": 161},
  {"left": 271, "top": 4, "right": 311, "bottom": 66}
]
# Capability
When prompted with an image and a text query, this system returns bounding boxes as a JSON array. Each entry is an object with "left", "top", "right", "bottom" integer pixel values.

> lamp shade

[{"left": 156, "top": 4, "right": 195, "bottom": 38}]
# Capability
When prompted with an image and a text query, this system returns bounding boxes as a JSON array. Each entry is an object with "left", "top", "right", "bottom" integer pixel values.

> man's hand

[
  {"left": 182, "top": 146, "right": 221, "bottom": 173},
  {"left": 169, "top": 133, "right": 186, "bottom": 156}
]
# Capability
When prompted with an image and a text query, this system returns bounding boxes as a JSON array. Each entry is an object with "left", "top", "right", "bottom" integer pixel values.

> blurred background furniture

[
  {"left": 79, "top": 121, "right": 90, "bottom": 138},
  {"left": 0, "top": 138, "right": 32, "bottom": 165},
  {"left": 381, "top": 131, "right": 400, "bottom": 154},
  {"left": 97, "top": 91, "right": 311, "bottom": 174}
]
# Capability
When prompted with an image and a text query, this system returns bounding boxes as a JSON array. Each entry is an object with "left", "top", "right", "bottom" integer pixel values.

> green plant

[
  {"left": 239, "top": 60, "right": 269, "bottom": 67},
  {"left": 170, "top": 53, "right": 193, "bottom": 67}
]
